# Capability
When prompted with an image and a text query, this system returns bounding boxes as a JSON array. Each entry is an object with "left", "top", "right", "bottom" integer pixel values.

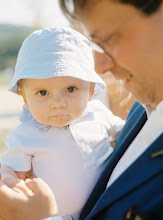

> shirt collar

[
  {"left": 156, "top": 100, "right": 163, "bottom": 114},
  {"left": 144, "top": 100, "right": 163, "bottom": 118}
]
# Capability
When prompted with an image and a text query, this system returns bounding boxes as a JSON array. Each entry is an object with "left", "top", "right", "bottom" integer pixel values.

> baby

[{"left": 1, "top": 27, "right": 124, "bottom": 220}]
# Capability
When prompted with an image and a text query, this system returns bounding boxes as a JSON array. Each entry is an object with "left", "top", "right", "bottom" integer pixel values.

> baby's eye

[
  {"left": 38, "top": 90, "right": 49, "bottom": 96},
  {"left": 66, "top": 87, "right": 76, "bottom": 93}
]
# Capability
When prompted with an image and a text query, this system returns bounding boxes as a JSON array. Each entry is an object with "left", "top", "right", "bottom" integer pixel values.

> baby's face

[{"left": 18, "top": 77, "right": 95, "bottom": 127}]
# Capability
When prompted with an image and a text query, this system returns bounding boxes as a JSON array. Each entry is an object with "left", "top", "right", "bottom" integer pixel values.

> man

[{"left": 0, "top": 0, "right": 162, "bottom": 219}]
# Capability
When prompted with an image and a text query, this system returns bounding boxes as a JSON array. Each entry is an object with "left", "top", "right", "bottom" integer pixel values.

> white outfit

[{"left": 1, "top": 99, "right": 124, "bottom": 218}]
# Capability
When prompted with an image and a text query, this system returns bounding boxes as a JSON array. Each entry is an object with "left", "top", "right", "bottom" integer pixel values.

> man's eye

[
  {"left": 66, "top": 87, "right": 76, "bottom": 93},
  {"left": 38, "top": 90, "right": 48, "bottom": 96}
]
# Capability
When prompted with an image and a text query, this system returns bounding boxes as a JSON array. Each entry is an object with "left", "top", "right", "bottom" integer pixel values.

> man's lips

[
  {"left": 121, "top": 75, "right": 132, "bottom": 83},
  {"left": 112, "top": 72, "right": 133, "bottom": 83},
  {"left": 109, "top": 67, "right": 133, "bottom": 83}
]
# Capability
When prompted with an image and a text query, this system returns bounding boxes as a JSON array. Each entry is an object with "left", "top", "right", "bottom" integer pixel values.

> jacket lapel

[
  {"left": 88, "top": 133, "right": 163, "bottom": 219},
  {"left": 80, "top": 103, "right": 147, "bottom": 220}
]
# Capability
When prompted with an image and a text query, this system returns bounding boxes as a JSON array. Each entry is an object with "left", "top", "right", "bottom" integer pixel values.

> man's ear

[
  {"left": 89, "top": 83, "right": 95, "bottom": 101},
  {"left": 18, "top": 87, "right": 29, "bottom": 109}
]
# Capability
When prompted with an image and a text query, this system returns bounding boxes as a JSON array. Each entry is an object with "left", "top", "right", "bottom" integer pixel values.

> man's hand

[
  {"left": 1, "top": 167, "right": 33, "bottom": 196},
  {"left": 3, "top": 178, "right": 34, "bottom": 196},
  {"left": 0, "top": 169, "right": 58, "bottom": 220}
]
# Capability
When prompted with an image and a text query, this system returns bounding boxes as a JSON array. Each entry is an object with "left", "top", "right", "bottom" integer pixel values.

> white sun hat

[{"left": 9, "top": 27, "right": 105, "bottom": 94}]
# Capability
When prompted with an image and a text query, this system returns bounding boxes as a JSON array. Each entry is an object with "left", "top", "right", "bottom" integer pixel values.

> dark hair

[
  {"left": 59, "top": 0, "right": 162, "bottom": 21},
  {"left": 120, "top": 0, "right": 162, "bottom": 14}
]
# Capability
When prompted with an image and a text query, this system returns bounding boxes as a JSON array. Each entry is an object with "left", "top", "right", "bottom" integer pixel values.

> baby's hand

[
  {"left": 4, "top": 178, "right": 34, "bottom": 196},
  {"left": 1, "top": 166, "right": 33, "bottom": 196}
]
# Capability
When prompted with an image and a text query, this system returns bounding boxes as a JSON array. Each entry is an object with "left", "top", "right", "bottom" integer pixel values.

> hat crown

[
  {"left": 16, "top": 27, "right": 94, "bottom": 72},
  {"left": 9, "top": 27, "right": 105, "bottom": 94}
]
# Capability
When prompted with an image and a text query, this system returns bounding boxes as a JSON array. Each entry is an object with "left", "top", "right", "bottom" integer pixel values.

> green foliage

[{"left": 0, "top": 24, "right": 35, "bottom": 72}]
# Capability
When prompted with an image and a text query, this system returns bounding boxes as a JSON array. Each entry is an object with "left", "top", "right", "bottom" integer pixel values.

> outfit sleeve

[
  {"left": 1, "top": 131, "right": 32, "bottom": 172},
  {"left": 96, "top": 100, "right": 125, "bottom": 141},
  {"left": 89, "top": 99, "right": 125, "bottom": 142},
  {"left": 107, "top": 111, "right": 125, "bottom": 142}
]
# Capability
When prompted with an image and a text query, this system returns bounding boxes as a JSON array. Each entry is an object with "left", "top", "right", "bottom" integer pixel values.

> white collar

[{"left": 144, "top": 100, "right": 163, "bottom": 118}]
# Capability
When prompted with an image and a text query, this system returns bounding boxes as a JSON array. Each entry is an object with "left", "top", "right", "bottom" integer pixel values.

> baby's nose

[{"left": 50, "top": 94, "right": 66, "bottom": 109}]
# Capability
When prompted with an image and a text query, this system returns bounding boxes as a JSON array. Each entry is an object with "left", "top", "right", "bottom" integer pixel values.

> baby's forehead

[{"left": 20, "top": 76, "right": 91, "bottom": 88}]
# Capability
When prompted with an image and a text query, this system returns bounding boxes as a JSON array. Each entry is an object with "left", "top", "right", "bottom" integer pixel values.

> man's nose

[
  {"left": 50, "top": 94, "right": 66, "bottom": 109},
  {"left": 94, "top": 52, "right": 115, "bottom": 74}
]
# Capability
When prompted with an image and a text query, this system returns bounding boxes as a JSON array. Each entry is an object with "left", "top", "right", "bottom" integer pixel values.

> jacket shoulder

[{"left": 126, "top": 101, "right": 145, "bottom": 120}]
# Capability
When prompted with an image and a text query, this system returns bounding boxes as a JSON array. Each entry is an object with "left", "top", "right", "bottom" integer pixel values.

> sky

[{"left": 0, "top": 0, "right": 69, "bottom": 27}]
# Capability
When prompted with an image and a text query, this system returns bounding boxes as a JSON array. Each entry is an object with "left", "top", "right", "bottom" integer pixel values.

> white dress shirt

[
  {"left": 1, "top": 99, "right": 124, "bottom": 219},
  {"left": 107, "top": 101, "right": 163, "bottom": 188}
]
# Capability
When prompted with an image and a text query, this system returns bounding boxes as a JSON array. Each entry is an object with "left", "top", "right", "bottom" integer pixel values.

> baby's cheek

[
  {"left": 71, "top": 109, "right": 86, "bottom": 121},
  {"left": 31, "top": 110, "right": 47, "bottom": 125}
]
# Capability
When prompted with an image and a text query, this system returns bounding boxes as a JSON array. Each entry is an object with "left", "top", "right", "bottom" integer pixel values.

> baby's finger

[
  {"left": 5, "top": 179, "right": 33, "bottom": 196},
  {"left": 16, "top": 180, "right": 34, "bottom": 196},
  {"left": 12, "top": 187, "right": 25, "bottom": 195}
]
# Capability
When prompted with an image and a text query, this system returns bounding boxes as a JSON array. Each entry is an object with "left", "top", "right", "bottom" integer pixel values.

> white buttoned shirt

[
  {"left": 107, "top": 101, "right": 163, "bottom": 188},
  {"left": 1, "top": 99, "right": 124, "bottom": 219}
]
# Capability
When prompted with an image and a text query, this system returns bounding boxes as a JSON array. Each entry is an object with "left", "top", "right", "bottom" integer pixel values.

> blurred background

[{"left": 0, "top": 0, "right": 70, "bottom": 157}]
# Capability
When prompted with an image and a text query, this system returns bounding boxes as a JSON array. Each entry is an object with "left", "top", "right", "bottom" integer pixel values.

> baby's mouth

[{"left": 51, "top": 115, "right": 66, "bottom": 117}]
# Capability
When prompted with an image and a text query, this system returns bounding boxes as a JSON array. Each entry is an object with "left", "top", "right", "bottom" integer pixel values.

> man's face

[
  {"left": 78, "top": 0, "right": 163, "bottom": 107},
  {"left": 18, "top": 77, "right": 95, "bottom": 128}
]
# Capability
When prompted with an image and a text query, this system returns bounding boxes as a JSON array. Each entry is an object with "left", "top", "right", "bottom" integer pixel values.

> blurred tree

[{"left": 0, "top": 24, "right": 35, "bottom": 73}]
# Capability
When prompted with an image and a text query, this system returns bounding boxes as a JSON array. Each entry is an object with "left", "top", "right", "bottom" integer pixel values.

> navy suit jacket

[{"left": 79, "top": 102, "right": 163, "bottom": 220}]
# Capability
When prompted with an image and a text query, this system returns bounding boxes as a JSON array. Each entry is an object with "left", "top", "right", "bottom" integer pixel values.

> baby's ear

[
  {"left": 89, "top": 83, "right": 95, "bottom": 101},
  {"left": 18, "top": 86, "right": 29, "bottom": 109}
]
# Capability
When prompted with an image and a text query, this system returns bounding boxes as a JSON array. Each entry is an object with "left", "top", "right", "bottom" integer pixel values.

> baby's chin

[{"left": 35, "top": 115, "right": 78, "bottom": 128}]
